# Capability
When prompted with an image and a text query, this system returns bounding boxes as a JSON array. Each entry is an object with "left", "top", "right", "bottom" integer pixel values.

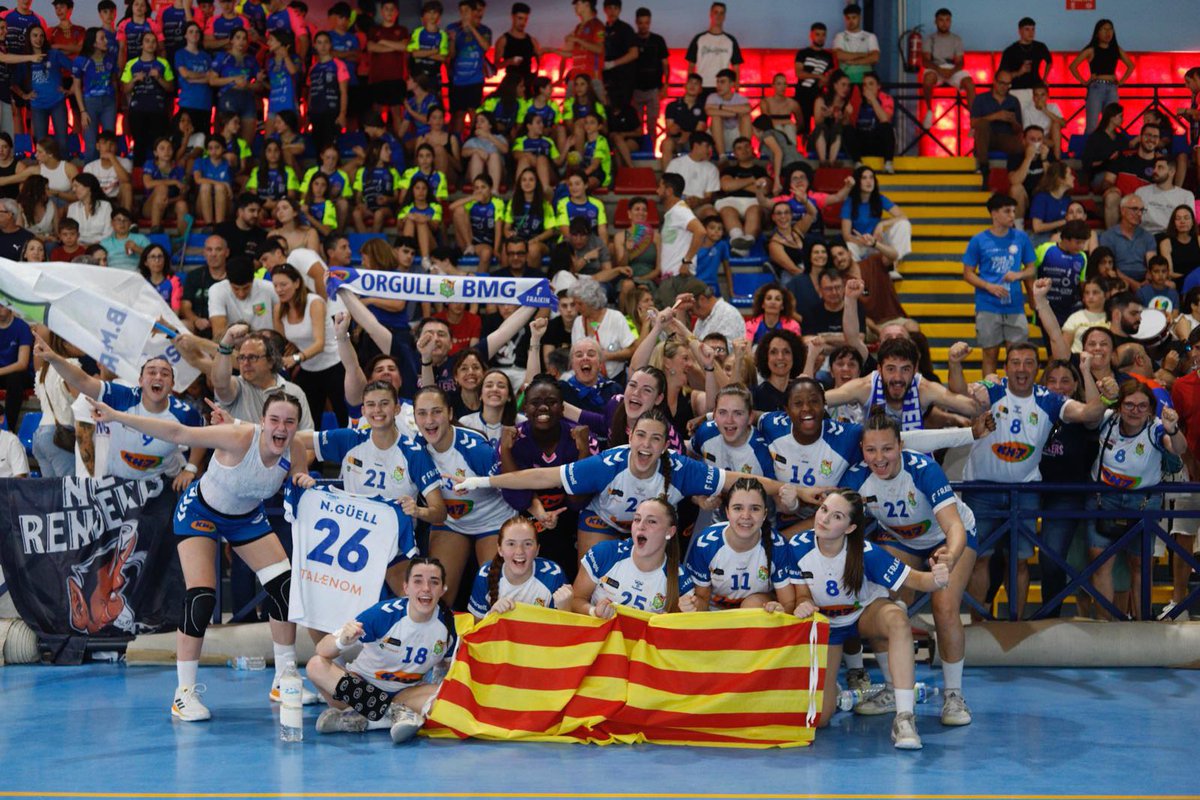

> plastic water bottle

[
  {"left": 837, "top": 683, "right": 888, "bottom": 711},
  {"left": 837, "top": 682, "right": 939, "bottom": 711},
  {"left": 228, "top": 655, "right": 267, "bottom": 670},
  {"left": 278, "top": 663, "right": 304, "bottom": 742}
]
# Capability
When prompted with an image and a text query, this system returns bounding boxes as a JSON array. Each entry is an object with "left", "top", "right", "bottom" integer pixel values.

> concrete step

[
  {"left": 912, "top": 223, "right": 985, "bottom": 239},
  {"left": 878, "top": 172, "right": 981, "bottom": 188},
  {"left": 861, "top": 156, "right": 976, "bottom": 173},
  {"left": 886, "top": 190, "right": 989, "bottom": 204},
  {"left": 899, "top": 261, "right": 965, "bottom": 276},
  {"left": 896, "top": 279, "right": 973, "bottom": 295}
]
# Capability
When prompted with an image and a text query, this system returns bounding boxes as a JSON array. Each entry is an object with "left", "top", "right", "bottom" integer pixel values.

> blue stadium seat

[
  {"left": 729, "top": 239, "right": 767, "bottom": 267},
  {"left": 730, "top": 273, "right": 774, "bottom": 309},
  {"left": 16, "top": 411, "right": 39, "bottom": 448},
  {"left": 182, "top": 232, "right": 208, "bottom": 267},
  {"left": 147, "top": 232, "right": 172, "bottom": 259},
  {"left": 348, "top": 232, "right": 388, "bottom": 265}
]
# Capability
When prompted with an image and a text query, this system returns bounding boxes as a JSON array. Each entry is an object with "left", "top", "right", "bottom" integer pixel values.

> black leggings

[
  {"left": 127, "top": 109, "right": 169, "bottom": 166},
  {"left": 2, "top": 370, "right": 30, "bottom": 432},
  {"left": 845, "top": 124, "right": 896, "bottom": 161},
  {"left": 293, "top": 363, "right": 348, "bottom": 429}
]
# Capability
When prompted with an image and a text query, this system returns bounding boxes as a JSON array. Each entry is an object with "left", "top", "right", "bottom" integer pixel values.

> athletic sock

[
  {"left": 730, "top": 227, "right": 745, "bottom": 241},
  {"left": 942, "top": 658, "right": 964, "bottom": 691},
  {"left": 273, "top": 643, "right": 297, "bottom": 677},
  {"left": 843, "top": 650, "right": 864, "bottom": 670},
  {"left": 895, "top": 688, "right": 916, "bottom": 715},
  {"left": 177, "top": 659, "right": 199, "bottom": 690},
  {"left": 876, "top": 652, "right": 892, "bottom": 685}
]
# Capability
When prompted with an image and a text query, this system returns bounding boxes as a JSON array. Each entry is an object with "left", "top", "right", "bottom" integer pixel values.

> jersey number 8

[{"left": 306, "top": 518, "right": 371, "bottom": 573}]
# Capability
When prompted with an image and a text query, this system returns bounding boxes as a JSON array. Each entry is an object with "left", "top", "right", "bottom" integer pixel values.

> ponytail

[{"left": 823, "top": 488, "right": 868, "bottom": 594}]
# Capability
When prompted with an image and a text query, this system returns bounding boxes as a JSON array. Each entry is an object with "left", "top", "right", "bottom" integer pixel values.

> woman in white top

[
  {"left": 31, "top": 332, "right": 79, "bottom": 477},
  {"left": 458, "top": 369, "right": 526, "bottom": 448},
  {"left": 17, "top": 175, "right": 55, "bottom": 240},
  {"left": 66, "top": 174, "right": 114, "bottom": 245},
  {"left": 271, "top": 262, "right": 346, "bottom": 428}
]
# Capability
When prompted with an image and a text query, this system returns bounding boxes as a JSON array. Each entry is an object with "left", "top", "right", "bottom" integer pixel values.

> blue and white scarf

[{"left": 868, "top": 371, "right": 924, "bottom": 431}]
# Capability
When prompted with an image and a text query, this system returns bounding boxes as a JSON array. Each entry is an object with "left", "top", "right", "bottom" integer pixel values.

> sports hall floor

[{"left": 0, "top": 663, "right": 1194, "bottom": 800}]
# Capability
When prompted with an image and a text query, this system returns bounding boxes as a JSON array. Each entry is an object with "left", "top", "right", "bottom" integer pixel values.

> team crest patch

[
  {"left": 1028, "top": 411, "right": 1039, "bottom": 426},
  {"left": 907, "top": 490, "right": 917, "bottom": 508},
  {"left": 535, "top": 598, "right": 546, "bottom": 607},
  {"left": 253, "top": 302, "right": 267, "bottom": 316},
  {"left": 998, "top": 404, "right": 1008, "bottom": 416},
  {"left": 391, "top": 466, "right": 406, "bottom": 482},
  {"left": 432, "top": 640, "right": 445, "bottom": 656},
  {"left": 650, "top": 593, "right": 665, "bottom": 611},
  {"left": 439, "top": 279, "right": 456, "bottom": 299},
  {"left": 1135, "top": 443, "right": 1145, "bottom": 456},
  {"left": 757, "top": 566, "right": 769, "bottom": 582},
  {"left": 819, "top": 459, "right": 833, "bottom": 477},
  {"left": 740, "top": 464, "right": 753, "bottom": 473}
]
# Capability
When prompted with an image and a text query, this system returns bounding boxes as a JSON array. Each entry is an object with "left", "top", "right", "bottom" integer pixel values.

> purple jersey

[{"left": 500, "top": 420, "right": 596, "bottom": 514}]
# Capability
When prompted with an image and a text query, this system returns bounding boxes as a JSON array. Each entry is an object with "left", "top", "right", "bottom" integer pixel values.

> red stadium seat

[
  {"left": 613, "top": 167, "right": 657, "bottom": 195},
  {"left": 987, "top": 168, "right": 1011, "bottom": 196},
  {"left": 814, "top": 167, "right": 852, "bottom": 194},
  {"left": 613, "top": 197, "right": 660, "bottom": 229},
  {"left": 821, "top": 200, "right": 843, "bottom": 228}
]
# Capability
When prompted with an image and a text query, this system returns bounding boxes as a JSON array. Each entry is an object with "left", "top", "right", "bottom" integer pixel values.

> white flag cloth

[
  {"left": 327, "top": 265, "right": 558, "bottom": 310},
  {"left": 0, "top": 259, "right": 200, "bottom": 391}
]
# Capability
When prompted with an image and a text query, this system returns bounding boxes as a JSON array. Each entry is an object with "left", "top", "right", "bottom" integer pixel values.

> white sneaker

[
  {"left": 1158, "top": 601, "right": 1191, "bottom": 621},
  {"left": 269, "top": 677, "right": 322, "bottom": 705},
  {"left": 888, "top": 268, "right": 904, "bottom": 281},
  {"left": 883, "top": 160, "right": 894, "bottom": 174},
  {"left": 855, "top": 686, "right": 895, "bottom": 716},
  {"left": 891, "top": 711, "right": 922, "bottom": 750},
  {"left": 732, "top": 234, "right": 756, "bottom": 252},
  {"left": 922, "top": 110, "right": 933, "bottom": 128},
  {"left": 315, "top": 706, "right": 368, "bottom": 734},
  {"left": 941, "top": 689, "right": 972, "bottom": 726},
  {"left": 390, "top": 706, "right": 426, "bottom": 744},
  {"left": 171, "top": 684, "right": 212, "bottom": 722}
]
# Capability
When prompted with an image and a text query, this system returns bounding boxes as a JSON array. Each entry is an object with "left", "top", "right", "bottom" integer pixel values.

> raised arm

[
  {"left": 822, "top": 373, "right": 873, "bottom": 408},
  {"left": 87, "top": 395, "right": 251, "bottom": 452},
  {"left": 522, "top": 317, "right": 547, "bottom": 392},
  {"left": 337, "top": 286, "right": 394, "bottom": 354},
  {"left": 212, "top": 323, "right": 249, "bottom": 405},
  {"left": 841, "top": 279, "right": 869, "bottom": 361},
  {"left": 33, "top": 333, "right": 103, "bottom": 398},
  {"left": 1030, "top": 277, "right": 1070, "bottom": 361},
  {"left": 484, "top": 303, "right": 537, "bottom": 355},
  {"left": 333, "top": 311, "right": 368, "bottom": 406}
]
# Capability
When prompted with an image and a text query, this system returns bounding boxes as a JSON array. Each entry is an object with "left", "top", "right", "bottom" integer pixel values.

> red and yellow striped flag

[{"left": 425, "top": 605, "right": 829, "bottom": 748}]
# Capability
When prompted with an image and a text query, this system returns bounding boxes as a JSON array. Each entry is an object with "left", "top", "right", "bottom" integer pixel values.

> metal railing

[{"left": 899, "top": 481, "right": 1200, "bottom": 622}]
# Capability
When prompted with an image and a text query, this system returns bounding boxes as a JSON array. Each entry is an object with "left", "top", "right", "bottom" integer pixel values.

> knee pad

[
  {"left": 334, "top": 673, "right": 392, "bottom": 721},
  {"left": 179, "top": 587, "right": 217, "bottom": 638},
  {"left": 257, "top": 560, "right": 291, "bottom": 622}
]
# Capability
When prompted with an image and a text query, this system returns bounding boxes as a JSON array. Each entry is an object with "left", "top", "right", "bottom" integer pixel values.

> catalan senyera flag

[{"left": 425, "top": 604, "right": 829, "bottom": 748}]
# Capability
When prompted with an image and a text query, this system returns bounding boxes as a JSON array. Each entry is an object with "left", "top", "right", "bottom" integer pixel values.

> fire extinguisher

[{"left": 901, "top": 26, "right": 923, "bottom": 74}]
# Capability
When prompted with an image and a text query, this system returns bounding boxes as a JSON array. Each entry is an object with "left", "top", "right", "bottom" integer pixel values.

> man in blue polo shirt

[{"left": 962, "top": 193, "right": 1037, "bottom": 377}]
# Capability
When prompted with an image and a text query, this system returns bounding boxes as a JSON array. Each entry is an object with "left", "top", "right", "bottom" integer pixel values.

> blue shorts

[
  {"left": 873, "top": 527, "right": 978, "bottom": 561},
  {"left": 579, "top": 510, "right": 626, "bottom": 540},
  {"left": 1087, "top": 492, "right": 1161, "bottom": 554},
  {"left": 964, "top": 489, "right": 1037, "bottom": 560},
  {"left": 218, "top": 89, "right": 257, "bottom": 120},
  {"left": 173, "top": 483, "right": 272, "bottom": 545},
  {"left": 430, "top": 523, "right": 499, "bottom": 541},
  {"left": 828, "top": 620, "right": 859, "bottom": 646}
]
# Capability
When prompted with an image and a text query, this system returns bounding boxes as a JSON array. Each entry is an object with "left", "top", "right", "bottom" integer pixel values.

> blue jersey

[
  {"left": 1036, "top": 243, "right": 1088, "bottom": 319},
  {"left": 402, "top": 91, "right": 439, "bottom": 138},
  {"left": 582, "top": 539, "right": 694, "bottom": 613},
  {"left": 314, "top": 428, "right": 440, "bottom": 502},
  {"left": 467, "top": 558, "right": 565, "bottom": 618},
  {"left": 561, "top": 446, "right": 722, "bottom": 532},
  {"left": 239, "top": 0, "right": 268, "bottom": 35},
  {"left": 266, "top": 55, "right": 298, "bottom": 114},
  {"left": 101, "top": 382, "right": 202, "bottom": 480},
  {"left": 465, "top": 197, "right": 504, "bottom": 244},
  {"left": 160, "top": 7, "right": 191, "bottom": 54},
  {"left": 962, "top": 227, "right": 1036, "bottom": 315},
  {"left": 685, "top": 522, "right": 791, "bottom": 609},
  {"left": 554, "top": 196, "right": 606, "bottom": 233},
  {"left": 353, "top": 165, "right": 401, "bottom": 210},
  {"left": 695, "top": 240, "right": 729, "bottom": 295},
  {"left": 964, "top": 380, "right": 1066, "bottom": 483},
  {"left": 327, "top": 30, "right": 363, "bottom": 84},
  {"left": 447, "top": 21, "right": 490, "bottom": 85},
  {"left": 246, "top": 164, "right": 298, "bottom": 200},
  {"left": 73, "top": 52, "right": 118, "bottom": 99},
  {"left": 197, "top": 157, "right": 234, "bottom": 185},
  {"left": 788, "top": 531, "right": 909, "bottom": 627},
  {"left": 420, "top": 427, "right": 511, "bottom": 536},
  {"left": 122, "top": 57, "right": 174, "bottom": 113},
  {"left": 22, "top": 49, "right": 75, "bottom": 110},
  {"left": 351, "top": 597, "right": 457, "bottom": 692},
  {"left": 841, "top": 450, "right": 976, "bottom": 552},
  {"left": 212, "top": 52, "right": 256, "bottom": 100},
  {"left": 757, "top": 412, "right": 862, "bottom": 489},
  {"left": 308, "top": 58, "right": 349, "bottom": 115},
  {"left": 174, "top": 49, "right": 213, "bottom": 110}
]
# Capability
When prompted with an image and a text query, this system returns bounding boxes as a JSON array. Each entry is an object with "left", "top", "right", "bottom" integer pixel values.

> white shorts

[
  {"left": 926, "top": 68, "right": 971, "bottom": 89},
  {"left": 1165, "top": 468, "right": 1200, "bottom": 537},
  {"left": 714, "top": 196, "right": 759, "bottom": 215}
]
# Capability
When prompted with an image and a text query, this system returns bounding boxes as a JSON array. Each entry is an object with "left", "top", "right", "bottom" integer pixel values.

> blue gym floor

[{"left": 0, "top": 664, "right": 1195, "bottom": 800}]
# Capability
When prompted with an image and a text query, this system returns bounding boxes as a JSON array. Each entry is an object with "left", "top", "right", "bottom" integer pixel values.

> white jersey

[
  {"left": 841, "top": 450, "right": 976, "bottom": 552},
  {"left": 467, "top": 558, "right": 566, "bottom": 618},
  {"left": 685, "top": 522, "right": 791, "bottom": 610},
  {"left": 561, "top": 446, "right": 722, "bottom": 532},
  {"left": 757, "top": 413, "right": 862, "bottom": 489},
  {"left": 788, "top": 531, "right": 908, "bottom": 628},
  {"left": 99, "top": 382, "right": 202, "bottom": 480},
  {"left": 197, "top": 425, "right": 291, "bottom": 515},
  {"left": 422, "top": 427, "right": 512, "bottom": 535},
  {"left": 314, "top": 428, "right": 440, "bottom": 501},
  {"left": 689, "top": 420, "right": 775, "bottom": 478},
  {"left": 458, "top": 411, "right": 527, "bottom": 449},
  {"left": 349, "top": 597, "right": 457, "bottom": 692},
  {"left": 350, "top": 402, "right": 419, "bottom": 441},
  {"left": 1093, "top": 410, "right": 1168, "bottom": 490},
  {"left": 964, "top": 380, "right": 1066, "bottom": 483},
  {"left": 287, "top": 485, "right": 417, "bottom": 633},
  {"left": 582, "top": 539, "right": 694, "bottom": 614}
]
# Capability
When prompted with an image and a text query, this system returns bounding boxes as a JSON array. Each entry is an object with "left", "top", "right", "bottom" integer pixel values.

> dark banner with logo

[{"left": 0, "top": 477, "right": 183, "bottom": 662}]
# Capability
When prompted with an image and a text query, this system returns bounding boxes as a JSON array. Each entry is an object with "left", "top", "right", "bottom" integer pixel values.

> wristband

[
  {"left": 587, "top": 605, "right": 597, "bottom": 617},
  {"left": 217, "top": 344, "right": 233, "bottom": 356},
  {"left": 292, "top": 353, "right": 302, "bottom": 364},
  {"left": 703, "top": 366, "right": 715, "bottom": 372},
  {"left": 182, "top": 463, "right": 198, "bottom": 475},
  {"left": 421, "top": 360, "right": 433, "bottom": 367},
  {"left": 1101, "top": 396, "right": 1117, "bottom": 407},
  {"left": 334, "top": 635, "right": 356, "bottom": 651}
]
